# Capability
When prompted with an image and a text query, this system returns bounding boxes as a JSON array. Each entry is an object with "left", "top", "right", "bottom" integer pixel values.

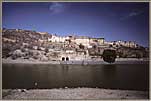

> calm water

[{"left": 2, "top": 64, "right": 149, "bottom": 91}]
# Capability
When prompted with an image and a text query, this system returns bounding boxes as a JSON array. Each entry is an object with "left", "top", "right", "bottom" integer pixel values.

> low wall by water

[{"left": 2, "top": 58, "right": 149, "bottom": 65}]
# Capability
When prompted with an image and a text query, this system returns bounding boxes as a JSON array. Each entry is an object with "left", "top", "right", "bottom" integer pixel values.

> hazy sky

[{"left": 2, "top": 2, "right": 149, "bottom": 47}]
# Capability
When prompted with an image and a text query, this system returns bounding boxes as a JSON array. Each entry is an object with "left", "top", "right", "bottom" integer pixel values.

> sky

[{"left": 2, "top": 2, "right": 149, "bottom": 47}]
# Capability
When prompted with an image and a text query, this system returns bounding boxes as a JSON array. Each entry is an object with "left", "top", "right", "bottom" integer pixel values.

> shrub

[
  {"left": 12, "top": 55, "right": 17, "bottom": 60},
  {"left": 79, "top": 43, "right": 85, "bottom": 49},
  {"left": 136, "top": 53, "right": 141, "bottom": 59},
  {"left": 102, "top": 49, "right": 116, "bottom": 63}
]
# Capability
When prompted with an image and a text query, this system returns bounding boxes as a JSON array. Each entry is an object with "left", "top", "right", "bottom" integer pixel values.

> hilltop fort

[{"left": 2, "top": 28, "right": 149, "bottom": 61}]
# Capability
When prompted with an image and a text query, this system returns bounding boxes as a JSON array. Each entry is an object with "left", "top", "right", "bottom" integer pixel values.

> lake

[{"left": 2, "top": 63, "right": 149, "bottom": 91}]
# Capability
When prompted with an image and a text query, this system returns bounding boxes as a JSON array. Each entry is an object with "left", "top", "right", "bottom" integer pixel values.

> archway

[
  {"left": 66, "top": 57, "right": 69, "bottom": 61},
  {"left": 62, "top": 57, "right": 65, "bottom": 61}
]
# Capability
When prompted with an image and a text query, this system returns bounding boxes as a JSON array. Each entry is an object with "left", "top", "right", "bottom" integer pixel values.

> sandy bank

[
  {"left": 2, "top": 58, "right": 149, "bottom": 64},
  {"left": 2, "top": 88, "right": 148, "bottom": 100}
]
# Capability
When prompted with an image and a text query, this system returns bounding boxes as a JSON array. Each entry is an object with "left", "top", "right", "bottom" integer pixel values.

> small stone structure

[{"left": 61, "top": 56, "right": 70, "bottom": 61}]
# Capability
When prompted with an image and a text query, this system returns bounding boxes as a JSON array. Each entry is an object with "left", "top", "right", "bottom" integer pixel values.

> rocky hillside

[
  {"left": 2, "top": 28, "right": 52, "bottom": 59},
  {"left": 116, "top": 46, "right": 149, "bottom": 58}
]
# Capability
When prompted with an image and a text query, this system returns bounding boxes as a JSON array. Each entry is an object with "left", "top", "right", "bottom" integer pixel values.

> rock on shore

[{"left": 3, "top": 88, "right": 149, "bottom": 100}]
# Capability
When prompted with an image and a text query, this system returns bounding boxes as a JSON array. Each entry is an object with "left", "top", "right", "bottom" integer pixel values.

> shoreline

[
  {"left": 2, "top": 58, "right": 149, "bottom": 65},
  {"left": 2, "top": 88, "right": 149, "bottom": 100}
]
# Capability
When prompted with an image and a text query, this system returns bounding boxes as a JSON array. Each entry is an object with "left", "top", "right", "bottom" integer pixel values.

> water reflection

[
  {"left": 102, "top": 64, "right": 117, "bottom": 77},
  {"left": 101, "top": 65, "right": 117, "bottom": 89},
  {"left": 2, "top": 64, "right": 149, "bottom": 91},
  {"left": 62, "top": 65, "right": 69, "bottom": 71}
]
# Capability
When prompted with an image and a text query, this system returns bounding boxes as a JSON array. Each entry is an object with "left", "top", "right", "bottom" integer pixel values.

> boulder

[{"left": 40, "top": 55, "right": 48, "bottom": 61}]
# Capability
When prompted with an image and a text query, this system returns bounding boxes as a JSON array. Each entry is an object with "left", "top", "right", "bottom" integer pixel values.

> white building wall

[
  {"left": 48, "top": 35, "right": 68, "bottom": 43},
  {"left": 75, "top": 38, "right": 90, "bottom": 47}
]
